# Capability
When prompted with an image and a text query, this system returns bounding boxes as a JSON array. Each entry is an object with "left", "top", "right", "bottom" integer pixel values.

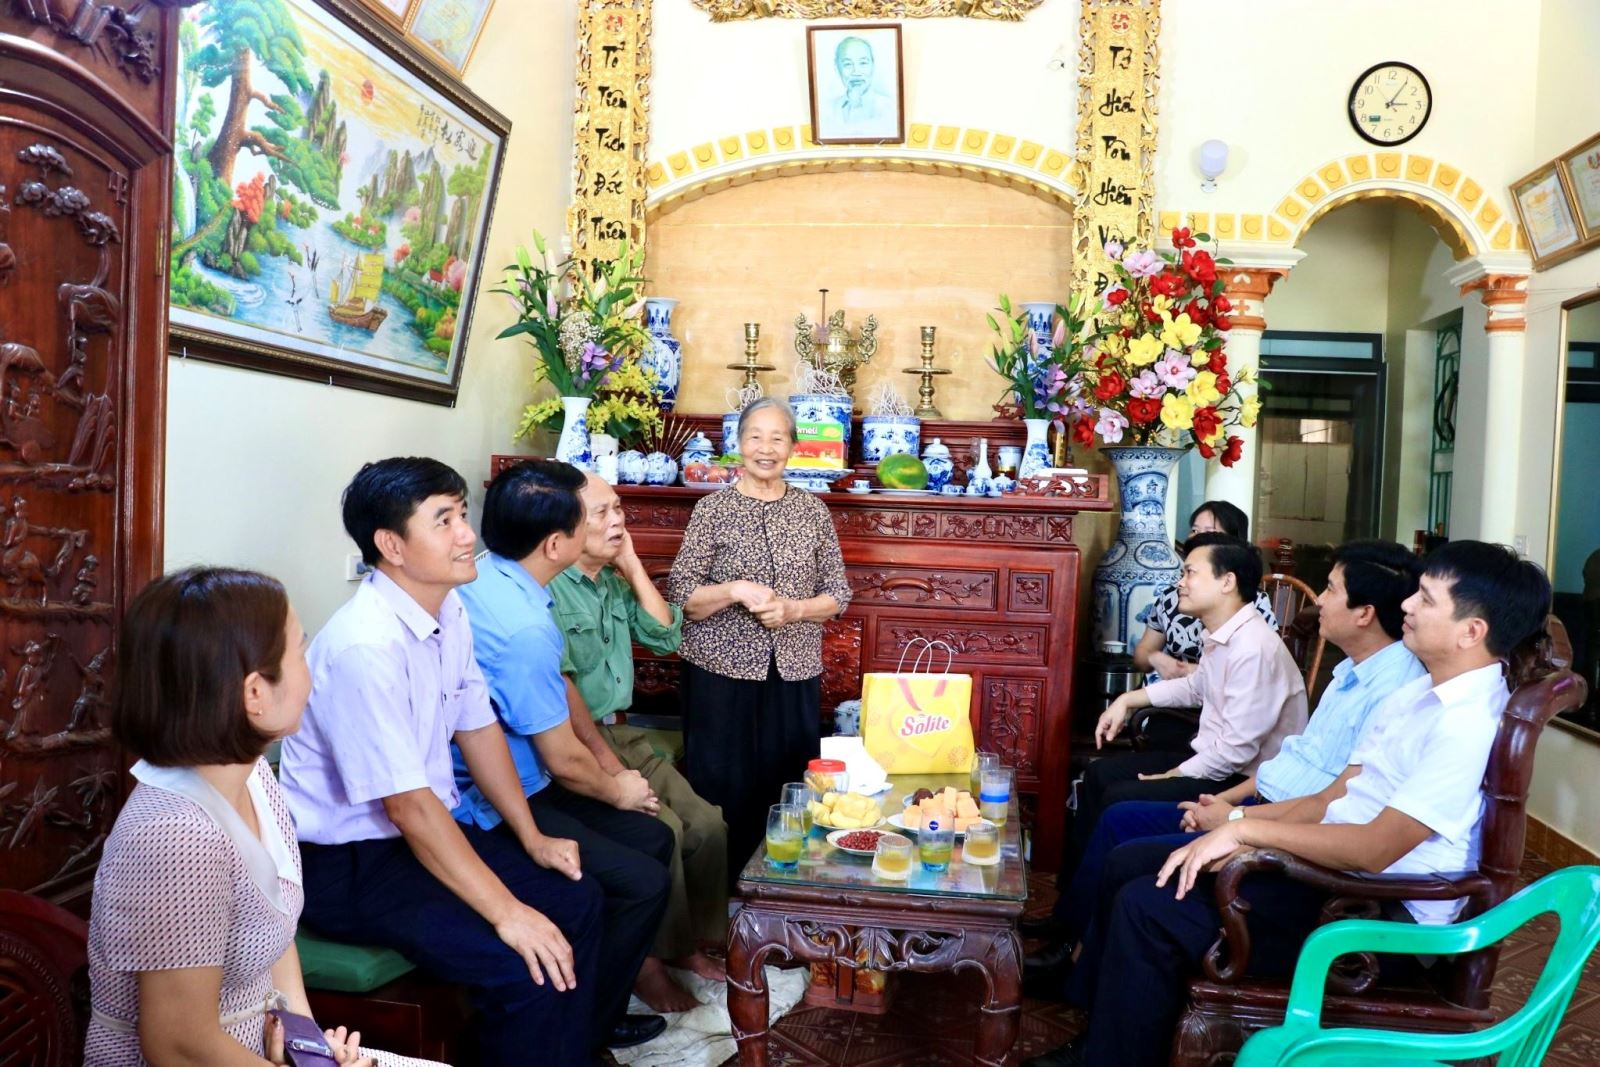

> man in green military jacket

[{"left": 552, "top": 473, "right": 729, "bottom": 1010}]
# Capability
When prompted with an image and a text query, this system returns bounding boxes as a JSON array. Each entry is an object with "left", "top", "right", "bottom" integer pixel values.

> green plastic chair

[{"left": 1236, "top": 865, "right": 1600, "bottom": 1067}]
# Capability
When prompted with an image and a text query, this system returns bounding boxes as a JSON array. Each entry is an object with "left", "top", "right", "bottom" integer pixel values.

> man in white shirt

[{"left": 1027, "top": 540, "right": 1551, "bottom": 1067}]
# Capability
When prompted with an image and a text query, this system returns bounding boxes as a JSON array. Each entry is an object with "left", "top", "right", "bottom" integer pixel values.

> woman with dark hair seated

[
  {"left": 1132, "top": 500, "right": 1279, "bottom": 681},
  {"left": 85, "top": 567, "right": 436, "bottom": 1066}
]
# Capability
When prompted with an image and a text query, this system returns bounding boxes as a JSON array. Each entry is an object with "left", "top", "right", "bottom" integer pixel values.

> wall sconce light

[{"left": 1197, "top": 139, "right": 1229, "bottom": 193}]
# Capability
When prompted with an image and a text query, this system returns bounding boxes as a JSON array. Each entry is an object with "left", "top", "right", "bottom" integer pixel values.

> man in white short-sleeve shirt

[{"left": 1032, "top": 540, "right": 1552, "bottom": 1067}]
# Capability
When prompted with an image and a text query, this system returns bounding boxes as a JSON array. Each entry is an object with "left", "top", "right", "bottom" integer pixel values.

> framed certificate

[
  {"left": 1511, "top": 162, "right": 1583, "bottom": 269},
  {"left": 1559, "top": 133, "right": 1600, "bottom": 242}
]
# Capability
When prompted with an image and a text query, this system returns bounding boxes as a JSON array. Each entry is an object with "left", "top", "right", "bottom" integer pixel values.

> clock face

[{"left": 1348, "top": 62, "right": 1432, "bottom": 146}]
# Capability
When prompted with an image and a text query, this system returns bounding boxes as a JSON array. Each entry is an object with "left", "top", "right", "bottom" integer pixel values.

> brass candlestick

[
  {"left": 903, "top": 325, "right": 951, "bottom": 418},
  {"left": 726, "top": 322, "right": 774, "bottom": 390}
]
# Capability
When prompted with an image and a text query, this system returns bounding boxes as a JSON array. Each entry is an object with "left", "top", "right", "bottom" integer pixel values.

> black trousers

[
  {"left": 300, "top": 825, "right": 603, "bottom": 1066},
  {"left": 527, "top": 782, "right": 673, "bottom": 1039},
  {"left": 681, "top": 658, "right": 821, "bottom": 878},
  {"left": 1064, "top": 749, "right": 1245, "bottom": 877},
  {"left": 1070, "top": 838, "right": 1330, "bottom": 1067}
]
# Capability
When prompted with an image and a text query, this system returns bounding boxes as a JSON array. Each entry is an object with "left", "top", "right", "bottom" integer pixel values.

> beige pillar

[
  {"left": 1456, "top": 272, "right": 1530, "bottom": 545},
  {"left": 1203, "top": 266, "right": 1291, "bottom": 527}
]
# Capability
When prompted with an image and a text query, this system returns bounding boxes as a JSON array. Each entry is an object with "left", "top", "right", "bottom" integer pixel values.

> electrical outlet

[
  {"left": 1513, "top": 535, "right": 1528, "bottom": 557},
  {"left": 344, "top": 553, "right": 370, "bottom": 582}
]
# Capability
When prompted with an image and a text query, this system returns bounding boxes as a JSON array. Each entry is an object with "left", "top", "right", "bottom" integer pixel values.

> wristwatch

[{"left": 1227, "top": 807, "right": 1246, "bottom": 822}]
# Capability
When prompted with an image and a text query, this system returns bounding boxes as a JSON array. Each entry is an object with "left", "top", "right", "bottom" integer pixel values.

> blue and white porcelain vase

[
  {"left": 1019, "top": 418, "right": 1052, "bottom": 479},
  {"left": 1021, "top": 300, "right": 1057, "bottom": 389},
  {"left": 1093, "top": 445, "right": 1186, "bottom": 651},
  {"left": 921, "top": 438, "right": 954, "bottom": 492},
  {"left": 861, "top": 415, "right": 922, "bottom": 462},
  {"left": 721, "top": 411, "right": 743, "bottom": 457},
  {"left": 555, "top": 396, "right": 593, "bottom": 471},
  {"left": 680, "top": 431, "right": 714, "bottom": 469},
  {"left": 642, "top": 298, "right": 683, "bottom": 411},
  {"left": 643, "top": 452, "right": 678, "bottom": 486},
  {"left": 617, "top": 449, "right": 646, "bottom": 484}
]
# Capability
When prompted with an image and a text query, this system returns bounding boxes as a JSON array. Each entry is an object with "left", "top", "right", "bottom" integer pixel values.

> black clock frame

[{"left": 1348, "top": 61, "right": 1432, "bottom": 147}]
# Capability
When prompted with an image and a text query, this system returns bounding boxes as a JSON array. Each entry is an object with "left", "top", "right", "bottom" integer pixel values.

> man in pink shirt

[{"left": 1068, "top": 533, "right": 1308, "bottom": 868}]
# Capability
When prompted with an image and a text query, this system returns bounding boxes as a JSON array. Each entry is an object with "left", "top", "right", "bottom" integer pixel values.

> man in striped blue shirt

[{"left": 1028, "top": 539, "right": 1425, "bottom": 984}]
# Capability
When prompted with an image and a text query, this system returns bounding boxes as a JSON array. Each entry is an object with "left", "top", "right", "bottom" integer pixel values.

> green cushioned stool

[{"left": 296, "top": 930, "right": 416, "bottom": 994}]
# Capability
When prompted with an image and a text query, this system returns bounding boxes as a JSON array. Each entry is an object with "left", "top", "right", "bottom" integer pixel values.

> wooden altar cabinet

[{"left": 618, "top": 481, "right": 1111, "bottom": 868}]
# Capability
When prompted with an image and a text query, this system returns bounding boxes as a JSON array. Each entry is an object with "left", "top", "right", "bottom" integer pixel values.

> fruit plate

[
  {"left": 826, "top": 828, "right": 908, "bottom": 856},
  {"left": 874, "top": 488, "right": 935, "bottom": 497},
  {"left": 683, "top": 480, "right": 734, "bottom": 491},
  {"left": 813, "top": 813, "right": 887, "bottom": 832},
  {"left": 886, "top": 812, "right": 969, "bottom": 838}
]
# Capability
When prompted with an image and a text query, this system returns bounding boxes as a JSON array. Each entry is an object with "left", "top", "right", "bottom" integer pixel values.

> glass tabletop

[{"left": 736, "top": 774, "right": 1029, "bottom": 902}]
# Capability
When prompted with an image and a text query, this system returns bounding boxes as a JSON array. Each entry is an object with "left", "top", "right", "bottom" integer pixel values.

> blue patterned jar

[{"left": 1092, "top": 446, "right": 1186, "bottom": 651}]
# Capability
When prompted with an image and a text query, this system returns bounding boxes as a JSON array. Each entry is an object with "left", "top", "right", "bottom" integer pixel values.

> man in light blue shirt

[
  {"left": 1030, "top": 539, "right": 1425, "bottom": 977},
  {"left": 451, "top": 459, "right": 672, "bottom": 1048}
]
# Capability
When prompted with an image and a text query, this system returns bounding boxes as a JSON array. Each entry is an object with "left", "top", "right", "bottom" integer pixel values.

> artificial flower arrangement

[
  {"left": 986, "top": 290, "right": 1099, "bottom": 429},
  {"left": 1073, "top": 227, "right": 1260, "bottom": 465},
  {"left": 496, "top": 230, "right": 662, "bottom": 443}
]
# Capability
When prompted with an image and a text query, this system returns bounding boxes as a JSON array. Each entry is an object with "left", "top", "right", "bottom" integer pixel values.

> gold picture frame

[
  {"left": 1558, "top": 132, "right": 1600, "bottom": 243},
  {"left": 358, "top": 0, "right": 417, "bottom": 26},
  {"left": 806, "top": 23, "right": 906, "bottom": 146},
  {"left": 408, "top": 0, "right": 496, "bottom": 76},
  {"left": 1511, "top": 161, "right": 1584, "bottom": 270}
]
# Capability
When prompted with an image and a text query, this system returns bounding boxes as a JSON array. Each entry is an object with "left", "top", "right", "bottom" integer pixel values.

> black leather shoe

[
  {"left": 1019, "top": 915, "right": 1067, "bottom": 941},
  {"left": 606, "top": 1013, "right": 667, "bottom": 1049},
  {"left": 1023, "top": 1036, "right": 1087, "bottom": 1067},
  {"left": 1024, "top": 939, "right": 1074, "bottom": 973}
]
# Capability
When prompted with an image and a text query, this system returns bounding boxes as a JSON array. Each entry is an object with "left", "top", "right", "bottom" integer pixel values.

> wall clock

[{"left": 1348, "top": 61, "right": 1432, "bottom": 146}]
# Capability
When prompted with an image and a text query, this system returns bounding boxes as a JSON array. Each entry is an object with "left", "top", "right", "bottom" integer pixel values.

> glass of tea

[
  {"left": 766, "top": 804, "right": 805, "bottom": 870},
  {"left": 871, "top": 833, "right": 913, "bottom": 881},
  {"left": 919, "top": 817, "right": 955, "bottom": 873},
  {"left": 969, "top": 751, "right": 1000, "bottom": 796},
  {"left": 962, "top": 819, "right": 1001, "bottom": 866},
  {"left": 781, "top": 782, "right": 815, "bottom": 835}
]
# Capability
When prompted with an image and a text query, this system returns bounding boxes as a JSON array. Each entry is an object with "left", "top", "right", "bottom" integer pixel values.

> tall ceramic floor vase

[
  {"left": 1092, "top": 445, "right": 1186, "bottom": 651},
  {"left": 1019, "top": 418, "right": 1052, "bottom": 479},
  {"left": 643, "top": 297, "right": 682, "bottom": 411},
  {"left": 555, "top": 396, "right": 594, "bottom": 471}
]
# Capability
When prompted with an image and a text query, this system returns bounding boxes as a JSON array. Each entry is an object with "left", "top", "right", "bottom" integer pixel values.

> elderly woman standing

[{"left": 668, "top": 398, "right": 853, "bottom": 868}]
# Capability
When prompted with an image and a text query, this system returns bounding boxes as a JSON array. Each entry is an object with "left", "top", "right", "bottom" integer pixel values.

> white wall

[
  {"left": 1265, "top": 200, "right": 1394, "bottom": 334},
  {"left": 163, "top": 4, "right": 577, "bottom": 632}
]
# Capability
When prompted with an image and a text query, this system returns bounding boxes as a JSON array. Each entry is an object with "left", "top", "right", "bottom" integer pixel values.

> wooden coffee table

[{"left": 727, "top": 774, "right": 1027, "bottom": 1066}]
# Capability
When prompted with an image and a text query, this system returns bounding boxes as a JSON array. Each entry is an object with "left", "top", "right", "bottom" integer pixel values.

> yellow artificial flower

[
  {"left": 1160, "top": 312, "right": 1202, "bottom": 349},
  {"left": 1186, "top": 371, "right": 1221, "bottom": 407},
  {"left": 1152, "top": 295, "right": 1174, "bottom": 314},
  {"left": 1160, "top": 393, "right": 1195, "bottom": 432},
  {"left": 1101, "top": 332, "right": 1127, "bottom": 356},
  {"left": 1127, "top": 332, "right": 1164, "bottom": 366},
  {"left": 1190, "top": 347, "right": 1212, "bottom": 368},
  {"left": 1241, "top": 392, "right": 1262, "bottom": 428},
  {"left": 1119, "top": 311, "right": 1138, "bottom": 330},
  {"left": 1198, "top": 419, "right": 1225, "bottom": 446}
]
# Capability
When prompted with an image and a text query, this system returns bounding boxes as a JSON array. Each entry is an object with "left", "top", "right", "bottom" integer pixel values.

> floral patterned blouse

[{"left": 668, "top": 485, "right": 852, "bottom": 682}]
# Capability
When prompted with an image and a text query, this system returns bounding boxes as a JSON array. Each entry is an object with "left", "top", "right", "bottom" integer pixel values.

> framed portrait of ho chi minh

[{"left": 807, "top": 23, "right": 905, "bottom": 146}]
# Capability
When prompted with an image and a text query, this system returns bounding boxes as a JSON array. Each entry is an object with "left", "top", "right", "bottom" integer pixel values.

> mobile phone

[{"left": 267, "top": 1009, "right": 340, "bottom": 1067}]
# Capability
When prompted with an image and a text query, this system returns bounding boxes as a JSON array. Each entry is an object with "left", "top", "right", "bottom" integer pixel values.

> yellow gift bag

[{"left": 860, "top": 639, "right": 975, "bottom": 774}]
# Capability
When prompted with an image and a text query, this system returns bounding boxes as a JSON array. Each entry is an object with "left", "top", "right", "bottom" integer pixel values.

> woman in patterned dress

[
  {"left": 1132, "top": 500, "right": 1279, "bottom": 683},
  {"left": 85, "top": 567, "right": 439, "bottom": 1067},
  {"left": 667, "top": 399, "right": 853, "bottom": 871}
]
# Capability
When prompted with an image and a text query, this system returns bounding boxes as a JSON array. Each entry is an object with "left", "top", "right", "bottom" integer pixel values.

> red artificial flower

[
  {"left": 1215, "top": 371, "right": 1231, "bottom": 395},
  {"left": 1220, "top": 435, "right": 1244, "bottom": 468},
  {"left": 1212, "top": 294, "right": 1232, "bottom": 313},
  {"left": 1094, "top": 371, "right": 1127, "bottom": 401},
  {"left": 1141, "top": 301, "right": 1162, "bottom": 323},
  {"left": 1213, "top": 314, "right": 1233, "bottom": 331},
  {"left": 1096, "top": 351, "right": 1113, "bottom": 369},
  {"left": 1171, "top": 226, "right": 1196, "bottom": 250},
  {"left": 1181, "top": 250, "right": 1217, "bottom": 288},
  {"left": 1182, "top": 299, "right": 1210, "bottom": 327},
  {"left": 1208, "top": 349, "right": 1228, "bottom": 375},
  {"left": 1127, "top": 396, "right": 1162, "bottom": 424},
  {"left": 1191, "top": 405, "right": 1223, "bottom": 443},
  {"left": 1197, "top": 439, "right": 1216, "bottom": 459},
  {"left": 1073, "top": 415, "right": 1097, "bottom": 446},
  {"left": 1150, "top": 271, "right": 1187, "bottom": 298},
  {"left": 1120, "top": 327, "right": 1135, "bottom": 339},
  {"left": 1106, "top": 287, "right": 1130, "bottom": 306}
]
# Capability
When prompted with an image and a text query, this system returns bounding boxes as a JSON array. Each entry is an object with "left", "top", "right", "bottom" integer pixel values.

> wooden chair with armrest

[
  {"left": 0, "top": 890, "right": 90, "bottom": 1066},
  {"left": 1131, "top": 574, "right": 1326, "bottom": 751},
  {"left": 1168, "top": 616, "right": 1586, "bottom": 1067}
]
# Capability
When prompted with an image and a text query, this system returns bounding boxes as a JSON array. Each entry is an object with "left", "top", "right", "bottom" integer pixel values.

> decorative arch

[
  {"left": 644, "top": 122, "right": 1080, "bottom": 220},
  {"left": 1158, "top": 152, "right": 1527, "bottom": 261}
]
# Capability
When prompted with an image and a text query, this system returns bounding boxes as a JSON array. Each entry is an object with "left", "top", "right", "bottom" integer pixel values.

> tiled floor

[{"left": 723, "top": 850, "right": 1599, "bottom": 1066}]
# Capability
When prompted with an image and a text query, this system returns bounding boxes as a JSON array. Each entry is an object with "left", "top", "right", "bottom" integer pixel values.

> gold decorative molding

[
  {"left": 1459, "top": 273, "right": 1530, "bottom": 334},
  {"left": 570, "top": 0, "right": 652, "bottom": 280},
  {"left": 1071, "top": 0, "right": 1160, "bottom": 294},
  {"left": 688, "top": 0, "right": 1043, "bottom": 21},
  {"left": 1221, "top": 267, "right": 1291, "bottom": 333},
  {"left": 644, "top": 123, "right": 1080, "bottom": 218},
  {"left": 1160, "top": 152, "right": 1527, "bottom": 262}
]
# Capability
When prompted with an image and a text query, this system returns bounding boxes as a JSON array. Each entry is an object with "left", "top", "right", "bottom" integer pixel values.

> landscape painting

[{"left": 169, "top": 0, "right": 508, "bottom": 402}]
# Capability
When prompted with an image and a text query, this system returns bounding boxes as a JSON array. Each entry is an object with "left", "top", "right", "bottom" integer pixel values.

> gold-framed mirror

[{"left": 1549, "top": 288, "right": 1600, "bottom": 734}]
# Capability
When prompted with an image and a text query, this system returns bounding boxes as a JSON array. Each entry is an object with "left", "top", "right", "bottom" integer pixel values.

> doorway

[{"left": 1253, "top": 331, "right": 1386, "bottom": 577}]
